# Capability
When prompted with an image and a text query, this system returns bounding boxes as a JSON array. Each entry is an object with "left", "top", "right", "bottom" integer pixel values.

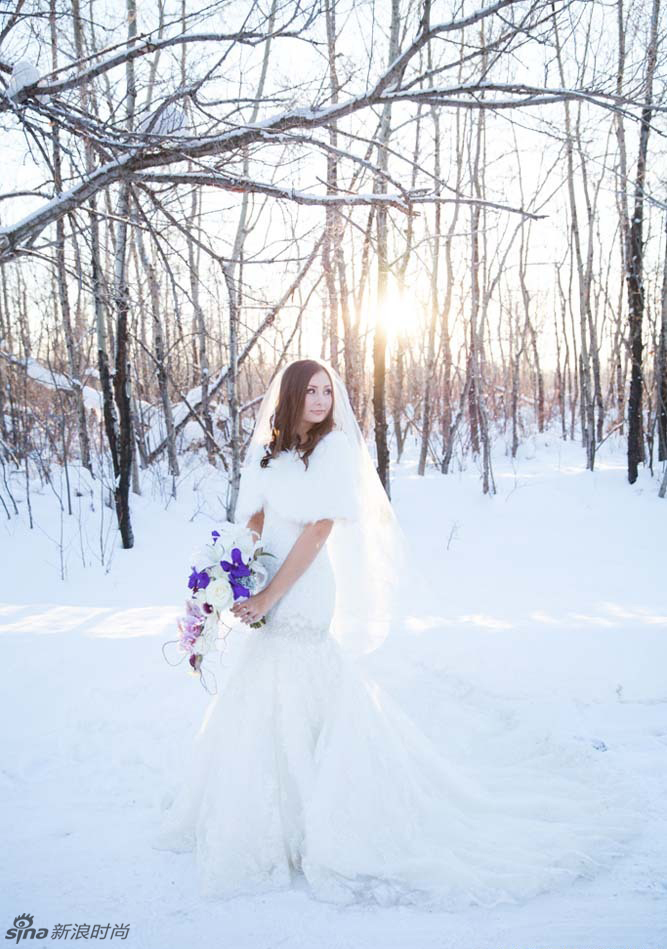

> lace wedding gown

[{"left": 152, "top": 430, "right": 638, "bottom": 909}]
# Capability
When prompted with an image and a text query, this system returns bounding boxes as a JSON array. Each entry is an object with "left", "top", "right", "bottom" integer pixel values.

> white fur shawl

[{"left": 235, "top": 429, "right": 360, "bottom": 526}]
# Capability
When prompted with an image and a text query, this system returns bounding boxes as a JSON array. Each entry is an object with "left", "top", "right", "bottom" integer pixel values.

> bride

[{"left": 152, "top": 357, "right": 638, "bottom": 910}]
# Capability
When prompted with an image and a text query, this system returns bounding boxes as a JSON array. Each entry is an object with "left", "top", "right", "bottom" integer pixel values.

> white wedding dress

[{"left": 152, "top": 430, "right": 639, "bottom": 909}]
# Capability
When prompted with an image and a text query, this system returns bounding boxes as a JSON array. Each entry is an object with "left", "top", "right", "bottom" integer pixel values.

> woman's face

[{"left": 302, "top": 369, "right": 333, "bottom": 426}]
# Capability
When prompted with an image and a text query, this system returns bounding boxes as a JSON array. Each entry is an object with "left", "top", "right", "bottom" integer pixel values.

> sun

[{"left": 375, "top": 290, "right": 417, "bottom": 342}]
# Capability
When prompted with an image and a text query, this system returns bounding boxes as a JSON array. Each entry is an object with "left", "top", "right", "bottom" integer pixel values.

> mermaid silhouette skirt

[{"left": 152, "top": 504, "right": 638, "bottom": 909}]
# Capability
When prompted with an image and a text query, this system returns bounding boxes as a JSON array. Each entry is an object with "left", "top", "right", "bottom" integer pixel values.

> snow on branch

[
  {"left": 379, "top": 82, "right": 639, "bottom": 118},
  {"left": 133, "top": 170, "right": 546, "bottom": 219},
  {"left": 0, "top": 26, "right": 316, "bottom": 108},
  {"left": 0, "top": 351, "right": 102, "bottom": 412},
  {"left": 0, "top": 0, "right": 648, "bottom": 262}
]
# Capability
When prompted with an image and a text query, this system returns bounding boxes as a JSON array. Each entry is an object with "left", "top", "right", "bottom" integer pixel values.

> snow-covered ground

[{"left": 1, "top": 428, "right": 666, "bottom": 948}]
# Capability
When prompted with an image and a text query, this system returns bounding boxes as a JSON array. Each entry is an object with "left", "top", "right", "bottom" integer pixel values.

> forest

[{"left": 1, "top": 0, "right": 666, "bottom": 551}]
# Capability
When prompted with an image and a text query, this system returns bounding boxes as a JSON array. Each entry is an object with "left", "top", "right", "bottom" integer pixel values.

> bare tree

[{"left": 625, "top": 0, "right": 661, "bottom": 483}]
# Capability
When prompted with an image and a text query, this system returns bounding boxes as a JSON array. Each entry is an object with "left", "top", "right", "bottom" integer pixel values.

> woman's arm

[
  {"left": 264, "top": 519, "right": 333, "bottom": 604},
  {"left": 231, "top": 519, "right": 333, "bottom": 625},
  {"left": 246, "top": 509, "right": 264, "bottom": 540}
]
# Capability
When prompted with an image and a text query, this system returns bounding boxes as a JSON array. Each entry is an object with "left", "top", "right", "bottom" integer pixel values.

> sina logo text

[{"left": 5, "top": 915, "right": 48, "bottom": 942}]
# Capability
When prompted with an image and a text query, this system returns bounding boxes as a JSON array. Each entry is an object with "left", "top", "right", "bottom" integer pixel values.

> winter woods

[{"left": 1, "top": 0, "right": 667, "bottom": 549}]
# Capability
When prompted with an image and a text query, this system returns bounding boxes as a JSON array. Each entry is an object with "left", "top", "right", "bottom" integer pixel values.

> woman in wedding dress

[{"left": 152, "top": 357, "right": 638, "bottom": 910}]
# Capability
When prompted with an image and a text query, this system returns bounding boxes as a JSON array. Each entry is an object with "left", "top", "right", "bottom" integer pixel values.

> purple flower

[
  {"left": 211, "top": 530, "right": 220, "bottom": 542},
  {"left": 177, "top": 599, "right": 205, "bottom": 650},
  {"left": 231, "top": 581, "right": 250, "bottom": 600},
  {"left": 188, "top": 567, "right": 211, "bottom": 593},
  {"left": 180, "top": 628, "right": 198, "bottom": 648},
  {"left": 220, "top": 547, "right": 251, "bottom": 581},
  {"left": 220, "top": 548, "right": 253, "bottom": 601}
]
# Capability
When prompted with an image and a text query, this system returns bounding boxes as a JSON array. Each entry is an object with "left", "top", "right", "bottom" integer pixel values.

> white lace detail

[{"left": 262, "top": 611, "right": 331, "bottom": 644}]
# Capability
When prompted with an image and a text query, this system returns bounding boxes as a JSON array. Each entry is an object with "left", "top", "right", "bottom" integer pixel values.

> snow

[
  {"left": 136, "top": 101, "right": 187, "bottom": 137},
  {"left": 5, "top": 61, "right": 45, "bottom": 102},
  {"left": 1, "top": 428, "right": 666, "bottom": 947},
  {"left": 18, "top": 355, "right": 103, "bottom": 413}
]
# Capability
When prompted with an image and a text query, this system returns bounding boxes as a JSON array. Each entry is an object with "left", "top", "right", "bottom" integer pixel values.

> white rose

[{"left": 205, "top": 578, "right": 234, "bottom": 612}]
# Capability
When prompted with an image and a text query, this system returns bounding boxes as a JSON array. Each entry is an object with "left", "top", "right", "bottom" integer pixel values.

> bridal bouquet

[{"left": 166, "top": 523, "right": 274, "bottom": 690}]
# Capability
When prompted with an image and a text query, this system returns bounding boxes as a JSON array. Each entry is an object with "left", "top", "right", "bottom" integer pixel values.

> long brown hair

[{"left": 259, "top": 360, "right": 335, "bottom": 470}]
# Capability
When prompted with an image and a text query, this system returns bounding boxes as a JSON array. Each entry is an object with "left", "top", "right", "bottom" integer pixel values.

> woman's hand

[{"left": 230, "top": 588, "right": 276, "bottom": 626}]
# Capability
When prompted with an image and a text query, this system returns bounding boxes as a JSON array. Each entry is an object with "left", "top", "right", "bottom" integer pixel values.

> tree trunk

[
  {"left": 373, "top": 0, "right": 400, "bottom": 497},
  {"left": 50, "top": 0, "right": 92, "bottom": 476},
  {"left": 111, "top": 0, "right": 138, "bottom": 548},
  {"left": 132, "top": 208, "right": 180, "bottom": 481},
  {"left": 418, "top": 83, "right": 441, "bottom": 477},
  {"left": 626, "top": 0, "right": 660, "bottom": 483},
  {"left": 658, "top": 209, "right": 667, "bottom": 462}
]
